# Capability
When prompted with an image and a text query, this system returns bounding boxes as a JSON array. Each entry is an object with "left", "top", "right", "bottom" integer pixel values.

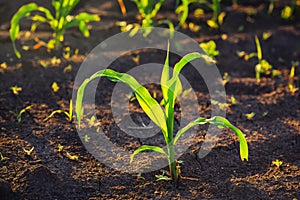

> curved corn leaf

[
  {"left": 37, "top": 6, "right": 54, "bottom": 21},
  {"left": 176, "top": 0, "right": 189, "bottom": 27},
  {"left": 207, "top": 116, "right": 248, "bottom": 161},
  {"left": 130, "top": 145, "right": 168, "bottom": 163},
  {"left": 174, "top": 116, "right": 248, "bottom": 161},
  {"left": 76, "top": 69, "right": 168, "bottom": 135},
  {"left": 78, "top": 21, "right": 89, "bottom": 37},
  {"left": 151, "top": 0, "right": 164, "bottom": 18},
  {"left": 76, "top": 12, "right": 100, "bottom": 22},
  {"left": 10, "top": 3, "right": 39, "bottom": 58},
  {"left": 174, "top": 118, "right": 207, "bottom": 144}
]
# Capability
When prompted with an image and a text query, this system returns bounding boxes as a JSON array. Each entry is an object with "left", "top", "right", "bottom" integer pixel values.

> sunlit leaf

[{"left": 51, "top": 82, "right": 59, "bottom": 92}]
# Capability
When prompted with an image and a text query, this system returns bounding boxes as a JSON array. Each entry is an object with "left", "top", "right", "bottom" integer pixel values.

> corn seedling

[
  {"left": 272, "top": 159, "right": 283, "bottom": 168},
  {"left": 10, "top": 86, "right": 22, "bottom": 95},
  {"left": 133, "top": 0, "right": 165, "bottom": 27},
  {"left": 268, "top": 0, "right": 275, "bottom": 14},
  {"left": 118, "top": 0, "right": 174, "bottom": 37},
  {"left": 254, "top": 35, "right": 278, "bottom": 82},
  {"left": 76, "top": 43, "right": 248, "bottom": 180},
  {"left": 22, "top": 146, "right": 34, "bottom": 156},
  {"left": 57, "top": 144, "right": 64, "bottom": 152},
  {"left": 66, "top": 151, "right": 79, "bottom": 161},
  {"left": 44, "top": 99, "right": 73, "bottom": 122},
  {"left": 244, "top": 112, "right": 255, "bottom": 120},
  {"left": 281, "top": 0, "right": 299, "bottom": 19},
  {"left": 199, "top": 40, "right": 219, "bottom": 59},
  {"left": 289, "top": 61, "right": 299, "bottom": 95},
  {"left": 0, "top": 152, "right": 9, "bottom": 161},
  {"left": 51, "top": 82, "right": 60, "bottom": 93},
  {"left": 177, "top": 0, "right": 225, "bottom": 29},
  {"left": 222, "top": 72, "right": 231, "bottom": 86},
  {"left": 17, "top": 105, "right": 32, "bottom": 123},
  {"left": 10, "top": 0, "right": 100, "bottom": 58}
]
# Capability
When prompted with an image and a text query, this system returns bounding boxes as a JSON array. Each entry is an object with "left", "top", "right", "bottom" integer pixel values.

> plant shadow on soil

[{"left": 0, "top": 0, "right": 299, "bottom": 199}]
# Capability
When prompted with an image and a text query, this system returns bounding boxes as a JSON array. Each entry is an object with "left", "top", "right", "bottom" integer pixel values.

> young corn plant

[
  {"left": 76, "top": 44, "right": 248, "bottom": 180},
  {"left": 44, "top": 99, "right": 73, "bottom": 122},
  {"left": 119, "top": 0, "right": 174, "bottom": 37},
  {"left": 10, "top": 0, "right": 100, "bottom": 58},
  {"left": 288, "top": 61, "right": 299, "bottom": 95},
  {"left": 176, "top": 0, "right": 225, "bottom": 29},
  {"left": 254, "top": 35, "right": 280, "bottom": 82},
  {"left": 199, "top": 40, "right": 219, "bottom": 59},
  {"left": 133, "top": 0, "right": 165, "bottom": 27}
]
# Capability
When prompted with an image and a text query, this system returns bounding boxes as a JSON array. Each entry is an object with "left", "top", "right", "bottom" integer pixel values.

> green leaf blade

[
  {"left": 130, "top": 145, "right": 168, "bottom": 163},
  {"left": 208, "top": 116, "right": 249, "bottom": 161}
]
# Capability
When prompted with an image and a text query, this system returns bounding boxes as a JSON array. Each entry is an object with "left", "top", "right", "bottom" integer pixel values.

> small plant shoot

[
  {"left": 44, "top": 99, "right": 73, "bottom": 122},
  {"left": 76, "top": 43, "right": 249, "bottom": 180},
  {"left": 10, "top": 0, "right": 100, "bottom": 58}
]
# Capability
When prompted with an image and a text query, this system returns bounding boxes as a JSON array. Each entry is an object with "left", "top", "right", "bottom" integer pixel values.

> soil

[{"left": 0, "top": 0, "right": 299, "bottom": 199}]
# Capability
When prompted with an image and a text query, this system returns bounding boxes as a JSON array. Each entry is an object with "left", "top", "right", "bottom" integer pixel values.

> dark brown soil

[{"left": 0, "top": 0, "right": 299, "bottom": 199}]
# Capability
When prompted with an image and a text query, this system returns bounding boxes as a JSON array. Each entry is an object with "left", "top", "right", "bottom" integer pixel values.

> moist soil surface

[{"left": 0, "top": 0, "right": 299, "bottom": 199}]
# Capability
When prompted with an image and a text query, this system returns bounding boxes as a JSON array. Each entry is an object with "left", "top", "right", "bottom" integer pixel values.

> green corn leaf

[
  {"left": 174, "top": 118, "right": 207, "bottom": 144},
  {"left": 9, "top": 3, "right": 39, "bottom": 58},
  {"left": 130, "top": 145, "right": 168, "bottom": 163},
  {"left": 151, "top": 0, "right": 164, "bottom": 18},
  {"left": 37, "top": 6, "right": 54, "bottom": 21},
  {"left": 44, "top": 110, "right": 64, "bottom": 121},
  {"left": 176, "top": 0, "right": 189, "bottom": 27},
  {"left": 161, "top": 41, "right": 170, "bottom": 107},
  {"left": 78, "top": 21, "right": 90, "bottom": 37},
  {"left": 76, "top": 12, "right": 100, "bottom": 22},
  {"left": 76, "top": 69, "right": 168, "bottom": 135},
  {"left": 174, "top": 116, "right": 248, "bottom": 161},
  {"left": 31, "top": 15, "right": 47, "bottom": 23},
  {"left": 254, "top": 35, "right": 262, "bottom": 63},
  {"left": 207, "top": 116, "right": 248, "bottom": 161}
]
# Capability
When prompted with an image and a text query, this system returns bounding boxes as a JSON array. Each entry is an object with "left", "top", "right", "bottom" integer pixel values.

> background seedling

[
  {"left": 22, "top": 146, "right": 34, "bottom": 156},
  {"left": 51, "top": 82, "right": 60, "bottom": 93},
  {"left": 200, "top": 40, "right": 219, "bottom": 59},
  {"left": 44, "top": 99, "right": 73, "bottom": 122},
  {"left": 66, "top": 152, "right": 78, "bottom": 161},
  {"left": 244, "top": 112, "right": 255, "bottom": 120},
  {"left": 288, "top": 61, "right": 299, "bottom": 95},
  {"left": 268, "top": 0, "right": 275, "bottom": 14},
  {"left": 17, "top": 105, "right": 32, "bottom": 123},
  {"left": 118, "top": 0, "right": 174, "bottom": 37},
  {"left": 10, "top": 86, "right": 22, "bottom": 95},
  {"left": 0, "top": 152, "right": 9, "bottom": 161},
  {"left": 281, "top": 0, "right": 299, "bottom": 19},
  {"left": 272, "top": 159, "right": 283, "bottom": 168},
  {"left": 10, "top": 0, "right": 100, "bottom": 58},
  {"left": 76, "top": 43, "right": 248, "bottom": 180},
  {"left": 57, "top": 144, "right": 64, "bottom": 153}
]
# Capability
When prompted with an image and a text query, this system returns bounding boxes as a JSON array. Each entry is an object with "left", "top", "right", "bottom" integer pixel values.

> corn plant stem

[
  {"left": 168, "top": 143, "right": 178, "bottom": 180},
  {"left": 166, "top": 103, "right": 178, "bottom": 179}
]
